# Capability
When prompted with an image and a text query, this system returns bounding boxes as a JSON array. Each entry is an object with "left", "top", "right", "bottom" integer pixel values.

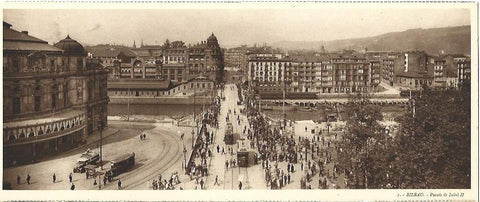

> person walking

[
  {"left": 214, "top": 175, "right": 219, "bottom": 186},
  {"left": 238, "top": 181, "right": 243, "bottom": 190},
  {"left": 118, "top": 179, "right": 122, "bottom": 190},
  {"left": 69, "top": 173, "right": 73, "bottom": 183},
  {"left": 103, "top": 176, "right": 107, "bottom": 185},
  {"left": 70, "top": 183, "right": 75, "bottom": 190},
  {"left": 53, "top": 173, "right": 56, "bottom": 183},
  {"left": 26, "top": 174, "right": 31, "bottom": 184},
  {"left": 200, "top": 178, "right": 205, "bottom": 189}
]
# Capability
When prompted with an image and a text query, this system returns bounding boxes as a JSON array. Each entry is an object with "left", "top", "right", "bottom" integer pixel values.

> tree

[
  {"left": 171, "top": 40, "right": 186, "bottom": 48},
  {"left": 337, "top": 93, "right": 393, "bottom": 188},
  {"left": 391, "top": 86, "right": 471, "bottom": 188},
  {"left": 162, "top": 39, "right": 171, "bottom": 49}
]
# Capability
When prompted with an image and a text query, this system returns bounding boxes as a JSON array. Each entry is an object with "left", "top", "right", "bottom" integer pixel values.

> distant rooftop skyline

[{"left": 3, "top": 8, "right": 471, "bottom": 47}]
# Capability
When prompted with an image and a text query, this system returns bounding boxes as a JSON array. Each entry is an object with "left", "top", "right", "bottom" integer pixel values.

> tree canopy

[{"left": 338, "top": 86, "right": 471, "bottom": 189}]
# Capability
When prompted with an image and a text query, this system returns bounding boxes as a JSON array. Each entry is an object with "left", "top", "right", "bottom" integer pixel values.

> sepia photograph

[{"left": 0, "top": 2, "right": 478, "bottom": 201}]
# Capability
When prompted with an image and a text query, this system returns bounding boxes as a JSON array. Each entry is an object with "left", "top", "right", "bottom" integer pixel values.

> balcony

[{"left": 3, "top": 110, "right": 86, "bottom": 146}]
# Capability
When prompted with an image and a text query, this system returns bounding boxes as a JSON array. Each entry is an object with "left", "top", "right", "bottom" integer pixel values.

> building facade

[
  {"left": 247, "top": 54, "right": 381, "bottom": 94},
  {"left": 107, "top": 76, "right": 215, "bottom": 104},
  {"left": 3, "top": 22, "right": 109, "bottom": 166},
  {"left": 224, "top": 46, "right": 247, "bottom": 71}
]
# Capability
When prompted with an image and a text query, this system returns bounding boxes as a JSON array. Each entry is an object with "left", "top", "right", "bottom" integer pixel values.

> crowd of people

[
  {"left": 149, "top": 172, "right": 181, "bottom": 190},
  {"left": 239, "top": 82, "right": 346, "bottom": 190}
]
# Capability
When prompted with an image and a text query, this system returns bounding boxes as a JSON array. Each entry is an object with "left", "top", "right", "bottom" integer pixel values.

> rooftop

[
  {"left": 87, "top": 46, "right": 137, "bottom": 58},
  {"left": 3, "top": 21, "right": 63, "bottom": 52}
]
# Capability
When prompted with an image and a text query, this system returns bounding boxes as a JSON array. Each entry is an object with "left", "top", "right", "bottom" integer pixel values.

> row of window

[{"left": 6, "top": 56, "right": 83, "bottom": 73}]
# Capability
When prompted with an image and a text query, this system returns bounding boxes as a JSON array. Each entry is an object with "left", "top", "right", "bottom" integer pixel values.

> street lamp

[
  {"left": 191, "top": 129, "right": 195, "bottom": 148},
  {"left": 98, "top": 121, "right": 103, "bottom": 170},
  {"left": 183, "top": 145, "right": 187, "bottom": 171}
]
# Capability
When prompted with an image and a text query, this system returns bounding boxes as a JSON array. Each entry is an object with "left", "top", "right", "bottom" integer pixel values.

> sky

[{"left": 3, "top": 8, "right": 470, "bottom": 47}]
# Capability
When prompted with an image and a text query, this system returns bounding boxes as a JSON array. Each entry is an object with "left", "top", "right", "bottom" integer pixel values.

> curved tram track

[{"left": 93, "top": 127, "right": 183, "bottom": 190}]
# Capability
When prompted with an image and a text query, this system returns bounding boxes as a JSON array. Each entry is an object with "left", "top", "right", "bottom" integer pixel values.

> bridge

[{"left": 259, "top": 97, "right": 410, "bottom": 106}]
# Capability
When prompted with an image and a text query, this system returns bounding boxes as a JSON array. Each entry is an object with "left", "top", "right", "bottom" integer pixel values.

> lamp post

[
  {"left": 183, "top": 145, "right": 187, "bottom": 171},
  {"left": 98, "top": 121, "right": 103, "bottom": 170},
  {"left": 127, "top": 87, "right": 130, "bottom": 121}
]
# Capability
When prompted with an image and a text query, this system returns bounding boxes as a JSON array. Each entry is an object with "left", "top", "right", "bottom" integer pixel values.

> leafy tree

[
  {"left": 391, "top": 86, "right": 471, "bottom": 188},
  {"left": 337, "top": 93, "right": 393, "bottom": 188},
  {"left": 171, "top": 40, "right": 186, "bottom": 48},
  {"left": 162, "top": 39, "right": 171, "bottom": 49}
]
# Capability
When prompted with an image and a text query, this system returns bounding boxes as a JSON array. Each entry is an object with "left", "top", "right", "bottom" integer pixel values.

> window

[
  {"left": 77, "top": 58, "right": 83, "bottom": 68},
  {"left": 12, "top": 97, "right": 21, "bottom": 114},
  {"left": 34, "top": 96, "right": 41, "bottom": 112},
  {"left": 12, "top": 57, "right": 20, "bottom": 72}
]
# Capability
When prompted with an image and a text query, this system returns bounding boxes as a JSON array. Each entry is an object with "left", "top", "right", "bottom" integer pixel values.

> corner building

[{"left": 3, "top": 22, "right": 109, "bottom": 166}]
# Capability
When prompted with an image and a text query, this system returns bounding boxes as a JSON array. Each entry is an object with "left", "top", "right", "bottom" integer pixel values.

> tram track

[
  {"left": 91, "top": 126, "right": 183, "bottom": 190},
  {"left": 125, "top": 130, "right": 181, "bottom": 189}
]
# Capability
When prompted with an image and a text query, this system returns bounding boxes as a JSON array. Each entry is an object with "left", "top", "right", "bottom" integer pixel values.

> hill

[{"left": 272, "top": 26, "right": 470, "bottom": 55}]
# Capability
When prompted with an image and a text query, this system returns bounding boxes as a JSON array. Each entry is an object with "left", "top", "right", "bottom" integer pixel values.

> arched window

[
  {"left": 8, "top": 135, "right": 16, "bottom": 141},
  {"left": 28, "top": 132, "right": 35, "bottom": 137}
]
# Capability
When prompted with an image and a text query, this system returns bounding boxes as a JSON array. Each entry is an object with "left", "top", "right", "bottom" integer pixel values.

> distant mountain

[{"left": 272, "top": 26, "right": 471, "bottom": 55}]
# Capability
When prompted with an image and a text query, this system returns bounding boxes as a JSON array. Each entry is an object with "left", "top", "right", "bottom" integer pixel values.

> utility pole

[
  {"left": 192, "top": 80, "right": 196, "bottom": 148},
  {"left": 283, "top": 82, "right": 286, "bottom": 130},
  {"left": 99, "top": 121, "right": 103, "bottom": 170},
  {"left": 127, "top": 87, "right": 130, "bottom": 121}
]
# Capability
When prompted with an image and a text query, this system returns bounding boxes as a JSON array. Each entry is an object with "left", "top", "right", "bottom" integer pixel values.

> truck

[
  {"left": 73, "top": 149, "right": 100, "bottom": 173},
  {"left": 105, "top": 152, "right": 135, "bottom": 182}
]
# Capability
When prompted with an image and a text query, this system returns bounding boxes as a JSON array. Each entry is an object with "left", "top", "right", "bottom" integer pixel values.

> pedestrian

[
  {"left": 118, "top": 179, "right": 122, "bottom": 190},
  {"left": 217, "top": 145, "right": 220, "bottom": 153},
  {"left": 26, "top": 174, "right": 31, "bottom": 184},
  {"left": 70, "top": 183, "right": 75, "bottom": 190},
  {"left": 200, "top": 178, "right": 204, "bottom": 190},
  {"left": 53, "top": 173, "right": 56, "bottom": 183},
  {"left": 214, "top": 175, "right": 219, "bottom": 186},
  {"left": 181, "top": 133, "right": 184, "bottom": 140},
  {"left": 93, "top": 179, "right": 97, "bottom": 186},
  {"left": 69, "top": 173, "right": 73, "bottom": 182},
  {"left": 239, "top": 181, "right": 243, "bottom": 190},
  {"left": 103, "top": 176, "right": 107, "bottom": 185},
  {"left": 17, "top": 175, "right": 20, "bottom": 184},
  {"left": 143, "top": 133, "right": 147, "bottom": 139}
]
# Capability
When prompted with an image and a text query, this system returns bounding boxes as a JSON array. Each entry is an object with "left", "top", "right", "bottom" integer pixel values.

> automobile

[{"left": 73, "top": 149, "right": 100, "bottom": 173}]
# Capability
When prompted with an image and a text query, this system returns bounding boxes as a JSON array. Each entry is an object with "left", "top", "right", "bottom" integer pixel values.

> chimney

[{"left": 21, "top": 31, "right": 28, "bottom": 35}]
